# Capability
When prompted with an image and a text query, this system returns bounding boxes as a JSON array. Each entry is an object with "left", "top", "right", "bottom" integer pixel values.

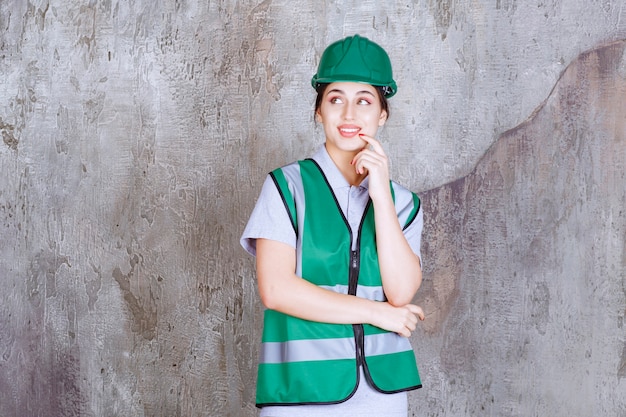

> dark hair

[{"left": 314, "top": 83, "right": 390, "bottom": 118}]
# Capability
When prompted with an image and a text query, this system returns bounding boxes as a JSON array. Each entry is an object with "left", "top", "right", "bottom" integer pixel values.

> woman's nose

[{"left": 343, "top": 102, "right": 355, "bottom": 120}]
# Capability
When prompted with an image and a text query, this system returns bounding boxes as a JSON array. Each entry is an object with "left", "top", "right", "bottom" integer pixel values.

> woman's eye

[
  {"left": 330, "top": 97, "right": 343, "bottom": 104},
  {"left": 357, "top": 98, "right": 371, "bottom": 105}
]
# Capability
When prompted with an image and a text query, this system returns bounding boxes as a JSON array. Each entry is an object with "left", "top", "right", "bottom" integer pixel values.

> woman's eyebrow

[{"left": 326, "top": 89, "right": 375, "bottom": 96}]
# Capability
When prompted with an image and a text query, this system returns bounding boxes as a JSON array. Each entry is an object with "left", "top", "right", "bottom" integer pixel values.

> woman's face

[{"left": 315, "top": 82, "right": 388, "bottom": 155}]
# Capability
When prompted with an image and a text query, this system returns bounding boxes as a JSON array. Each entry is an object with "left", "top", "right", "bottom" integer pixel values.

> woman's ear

[
  {"left": 315, "top": 110, "right": 322, "bottom": 123},
  {"left": 378, "top": 110, "right": 388, "bottom": 127}
]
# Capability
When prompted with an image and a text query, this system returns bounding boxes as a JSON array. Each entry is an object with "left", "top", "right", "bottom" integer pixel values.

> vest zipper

[
  {"left": 348, "top": 250, "right": 359, "bottom": 296},
  {"left": 349, "top": 249, "right": 367, "bottom": 369}
]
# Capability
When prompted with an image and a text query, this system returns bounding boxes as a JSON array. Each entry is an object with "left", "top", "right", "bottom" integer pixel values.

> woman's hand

[
  {"left": 371, "top": 302, "right": 425, "bottom": 338},
  {"left": 351, "top": 134, "right": 391, "bottom": 203}
]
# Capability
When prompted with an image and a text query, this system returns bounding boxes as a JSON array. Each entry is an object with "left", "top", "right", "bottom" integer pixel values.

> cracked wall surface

[
  {"left": 417, "top": 40, "right": 626, "bottom": 416},
  {"left": 0, "top": 1, "right": 625, "bottom": 416}
]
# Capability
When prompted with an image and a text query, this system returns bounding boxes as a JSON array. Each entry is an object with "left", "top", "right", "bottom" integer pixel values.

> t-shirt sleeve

[
  {"left": 403, "top": 206, "right": 424, "bottom": 267},
  {"left": 240, "top": 175, "right": 297, "bottom": 257}
]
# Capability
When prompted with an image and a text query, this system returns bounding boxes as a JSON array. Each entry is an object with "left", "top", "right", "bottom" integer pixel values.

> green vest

[{"left": 256, "top": 159, "right": 422, "bottom": 407}]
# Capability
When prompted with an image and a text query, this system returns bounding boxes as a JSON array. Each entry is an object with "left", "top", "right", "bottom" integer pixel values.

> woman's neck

[{"left": 325, "top": 145, "right": 367, "bottom": 186}]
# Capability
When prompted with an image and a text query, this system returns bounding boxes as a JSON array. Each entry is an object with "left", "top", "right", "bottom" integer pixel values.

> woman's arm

[
  {"left": 370, "top": 191, "right": 422, "bottom": 306},
  {"left": 352, "top": 135, "right": 423, "bottom": 306},
  {"left": 256, "top": 238, "right": 423, "bottom": 337}
]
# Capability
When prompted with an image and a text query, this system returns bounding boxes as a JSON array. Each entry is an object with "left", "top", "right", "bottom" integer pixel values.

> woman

[{"left": 241, "top": 34, "right": 425, "bottom": 417}]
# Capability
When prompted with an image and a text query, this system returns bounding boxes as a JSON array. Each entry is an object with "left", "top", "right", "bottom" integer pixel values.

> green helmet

[{"left": 311, "top": 34, "right": 397, "bottom": 98}]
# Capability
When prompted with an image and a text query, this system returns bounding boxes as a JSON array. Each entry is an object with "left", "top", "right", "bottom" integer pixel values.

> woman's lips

[{"left": 338, "top": 125, "right": 361, "bottom": 138}]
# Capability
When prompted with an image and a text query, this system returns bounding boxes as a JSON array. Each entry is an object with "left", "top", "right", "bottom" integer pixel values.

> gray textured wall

[{"left": 0, "top": 1, "right": 624, "bottom": 416}]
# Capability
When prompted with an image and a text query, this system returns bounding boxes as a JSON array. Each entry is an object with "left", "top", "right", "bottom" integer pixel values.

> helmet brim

[{"left": 311, "top": 76, "right": 397, "bottom": 98}]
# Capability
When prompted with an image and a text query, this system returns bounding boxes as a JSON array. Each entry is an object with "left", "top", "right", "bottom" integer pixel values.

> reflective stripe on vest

[{"left": 257, "top": 159, "right": 421, "bottom": 407}]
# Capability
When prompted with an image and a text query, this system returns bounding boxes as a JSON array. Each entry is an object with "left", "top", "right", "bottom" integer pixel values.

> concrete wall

[{"left": 0, "top": 1, "right": 624, "bottom": 416}]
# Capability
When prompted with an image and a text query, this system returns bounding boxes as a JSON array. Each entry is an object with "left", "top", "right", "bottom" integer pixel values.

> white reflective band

[
  {"left": 260, "top": 337, "right": 356, "bottom": 364},
  {"left": 259, "top": 332, "right": 412, "bottom": 364},
  {"left": 364, "top": 332, "right": 413, "bottom": 357},
  {"left": 319, "top": 284, "right": 386, "bottom": 301},
  {"left": 356, "top": 285, "right": 385, "bottom": 301},
  {"left": 319, "top": 284, "right": 349, "bottom": 294},
  {"left": 280, "top": 163, "right": 305, "bottom": 277}
]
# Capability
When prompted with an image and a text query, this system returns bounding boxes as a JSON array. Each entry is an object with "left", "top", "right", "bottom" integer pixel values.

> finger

[
  {"left": 352, "top": 157, "right": 367, "bottom": 175},
  {"left": 351, "top": 141, "right": 387, "bottom": 167},
  {"left": 407, "top": 304, "right": 425, "bottom": 321},
  {"left": 352, "top": 156, "right": 374, "bottom": 173},
  {"left": 398, "top": 327, "right": 411, "bottom": 338},
  {"left": 352, "top": 154, "right": 381, "bottom": 175},
  {"left": 353, "top": 151, "right": 386, "bottom": 172},
  {"left": 405, "top": 320, "right": 416, "bottom": 332},
  {"left": 358, "top": 133, "right": 385, "bottom": 154}
]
